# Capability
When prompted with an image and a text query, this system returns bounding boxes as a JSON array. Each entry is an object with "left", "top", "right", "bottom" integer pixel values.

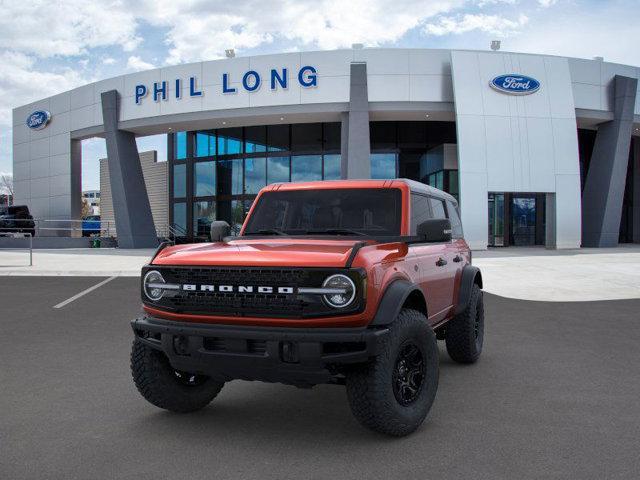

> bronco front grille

[{"left": 142, "top": 266, "right": 364, "bottom": 319}]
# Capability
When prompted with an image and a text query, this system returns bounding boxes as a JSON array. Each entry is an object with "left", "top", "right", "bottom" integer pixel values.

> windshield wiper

[
  {"left": 245, "top": 228, "right": 287, "bottom": 236},
  {"left": 305, "top": 228, "right": 366, "bottom": 236}
]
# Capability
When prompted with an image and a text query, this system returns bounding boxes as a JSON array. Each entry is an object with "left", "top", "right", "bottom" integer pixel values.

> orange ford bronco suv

[{"left": 131, "top": 179, "right": 484, "bottom": 436}]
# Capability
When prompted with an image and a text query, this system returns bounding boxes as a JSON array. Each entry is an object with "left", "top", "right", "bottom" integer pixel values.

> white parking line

[{"left": 53, "top": 276, "right": 118, "bottom": 309}]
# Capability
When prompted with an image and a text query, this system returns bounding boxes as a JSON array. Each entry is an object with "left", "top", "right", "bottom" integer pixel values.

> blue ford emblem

[
  {"left": 490, "top": 74, "right": 540, "bottom": 95},
  {"left": 26, "top": 110, "right": 51, "bottom": 130}
]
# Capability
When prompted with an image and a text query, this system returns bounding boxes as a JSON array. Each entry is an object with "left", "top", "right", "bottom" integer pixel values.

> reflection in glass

[
  {"left": 292, "top": 155, "right": 322, "bottom": 182},
  {"left": 245, "top": 157, "right": 266, "bottom": 194},
  {"left": 323, "top": 123, "right": 341, "bottom": 151},
  {"left": 173, "top": 202, "right": 187, "bottom": 233},
  {"left": 194, "top": 161, "right": 216, "bottom": 197},
  {"left": 218, "top": 200, "right": 245, "bottom": 235},
  {"left": 292, "top": 123, "right": 322, "bottom": 151},
  {"left": 193, "top": 201, "right": 216, "bottom": 237},
  {"left": 174, "top": 131, "right": 187, "bottom": 160},
  {"left": 323, "top": 154, "right": 341, "bottom": 180},
  {"left": 173, "top": 163, "right": 186, "bottom": 197},
  {"left": 370, "top": 153, "right": 397, "bottom": 179},
  {"left": 217, "top": 128, "right": 242, "bottom": 155},
  {"left": 267, "top": 124, "right": 289, "bottom": 151},
  {"left": 217, "top": 160, "right": 243, "bottom": 195},
  {"left": 267, "top": 156, "right": 290, "bottom": 184},
  {"left": 195, "top": 131, "right": 215, "bottom": 157},
  {"left": 245, "top": 126, "right": 267, "bottom": 153}
]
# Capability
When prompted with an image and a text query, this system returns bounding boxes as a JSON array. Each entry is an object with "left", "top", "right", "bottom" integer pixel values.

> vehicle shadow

[{"left": 124, "top": 348, "right": 469, "bottom": 446}]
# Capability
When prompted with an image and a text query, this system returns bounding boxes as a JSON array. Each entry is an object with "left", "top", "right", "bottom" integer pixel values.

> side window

[
  {"left": 410, "top": 194, "right": 432, "bottom": 235},
  {"left": 446, "top": 200, "right": 463, "bottom": 238},
  {"left": 429, "top": 197, "right": 447, "bottom": 219}
]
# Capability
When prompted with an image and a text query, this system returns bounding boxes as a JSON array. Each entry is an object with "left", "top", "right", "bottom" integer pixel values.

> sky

[{"left": 0, "top": 0, "right": 638, "bottom": 191}]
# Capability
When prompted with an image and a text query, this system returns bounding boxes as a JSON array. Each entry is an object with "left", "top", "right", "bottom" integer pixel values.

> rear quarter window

[
  {"left": 446, "top": 200, "right": 463, "bottom": 239},
  {"left": 410, "top": 193, "right": 432, "bottom": 235},
  {"left": 429, "top": 198, "right": 447, "bottom": 219}
]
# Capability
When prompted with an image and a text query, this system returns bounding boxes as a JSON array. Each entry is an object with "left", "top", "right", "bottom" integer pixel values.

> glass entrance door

[
  {"left": 488, "top": 193, "right": 505, "bottom": 246},
  {"left": 510, "top": 196, "right": 537, "bottom": 246}
]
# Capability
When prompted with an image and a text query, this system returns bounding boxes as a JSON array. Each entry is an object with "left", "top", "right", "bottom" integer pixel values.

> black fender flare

[
  {"left": 370, "top": 279, "right": 426, "bottom": 326},
  {"left": 455, "top": 265, "right": 483, "bottom": 315}
]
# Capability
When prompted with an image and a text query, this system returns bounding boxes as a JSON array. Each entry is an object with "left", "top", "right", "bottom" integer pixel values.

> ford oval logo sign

[
  {"left": 490, "top": 74, "right": 540, "bottom": 95},
  {"left": 26, "top": 110, "right": 51, "bottom": 130}
]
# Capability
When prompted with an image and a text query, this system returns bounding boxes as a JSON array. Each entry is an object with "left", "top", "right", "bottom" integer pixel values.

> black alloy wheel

[{"left": 392, "top": 341, "right": 426, "bottom": 406}]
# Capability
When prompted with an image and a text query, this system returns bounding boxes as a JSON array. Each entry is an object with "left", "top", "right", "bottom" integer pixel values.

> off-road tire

[
  {"left": 131, "top": 340, "right": 224, "bottom": 413},
  {"left": 345, "top": 309, "right": 439, "bottom": 436},
  {"left": 445, "top": 283, "right": 484, "bottom": 363}
]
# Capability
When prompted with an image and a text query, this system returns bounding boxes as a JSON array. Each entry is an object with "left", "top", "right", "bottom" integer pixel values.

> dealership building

[{"left": 11, "top": 48, "right": 640, "bottom": 249}]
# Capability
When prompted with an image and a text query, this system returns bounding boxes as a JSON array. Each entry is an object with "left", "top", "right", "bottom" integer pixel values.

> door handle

[
  {"left": 453, "top": 255, "right": 463, "bottom": 263},
  {"left": 436, "top": 257, "right": 447, "bottom": 267}
]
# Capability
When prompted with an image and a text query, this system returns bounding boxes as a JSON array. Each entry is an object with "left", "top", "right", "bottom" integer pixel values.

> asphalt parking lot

[{"left": 1, "top": 277, "right": 640, "bottom": 480}]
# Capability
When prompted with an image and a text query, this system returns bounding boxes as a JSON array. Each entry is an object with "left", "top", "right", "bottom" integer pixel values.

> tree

[
  {"left": 0, "top": 173, "right": 13, "bottom": 204},
  {"left": 81, "top": 198, "right": 92, "bottom": 218}
]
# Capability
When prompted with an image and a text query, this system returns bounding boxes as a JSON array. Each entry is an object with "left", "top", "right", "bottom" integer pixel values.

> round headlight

[
  {"left": 143, "top": 270, "right": 165, "bottom": 301},
  {"left": 322, "top": 274, "right": 356, "bottom": 308}
]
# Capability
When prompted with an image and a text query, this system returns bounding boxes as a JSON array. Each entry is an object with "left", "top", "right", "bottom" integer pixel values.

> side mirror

[
  {"left": 417, "top": 218, "right": 452, "bottom": 243},
  {"left": 210, "top": 221, "right": 231, "bottom": 242}
]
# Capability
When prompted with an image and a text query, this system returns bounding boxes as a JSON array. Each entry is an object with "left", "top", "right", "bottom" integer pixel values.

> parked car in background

[
  {"left": 82, "top": 215, "right": 101, "bottom": 237},
  {"left": 0, "top": 205, "right": 35, "bottom": 236}
]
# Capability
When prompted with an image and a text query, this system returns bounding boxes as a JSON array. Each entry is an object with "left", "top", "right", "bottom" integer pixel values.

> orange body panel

[{"left": 146, "top": 179, "right": 470, "bottom": 328}]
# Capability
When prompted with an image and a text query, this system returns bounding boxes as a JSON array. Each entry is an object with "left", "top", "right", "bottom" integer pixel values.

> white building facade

[{"left": 12, "top": 48, "right": 640, "bottom": 248}]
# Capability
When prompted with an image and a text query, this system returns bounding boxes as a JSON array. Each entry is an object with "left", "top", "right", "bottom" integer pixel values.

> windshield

[{"left": 243, "top": 188, "right": 402, "bottom": 236}]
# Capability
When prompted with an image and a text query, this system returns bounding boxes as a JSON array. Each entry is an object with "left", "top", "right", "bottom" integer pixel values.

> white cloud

[
  {"left": 134, "top": 0, "right": 466, "bottom": 64},
  {"left": 126, "top": 55, "right": 156, "bottom": 72},
  {"left": 424, "top": 13, "right": 529, "bottom": 36},
  {"left": 102, "top": 57, "right": 116, "bottom": 65},
  {"left": 0, "top": 0, "right": 141, "bottom": 57},
  {"left": 0, "top": 51, "right": 88, "bottom": 126},
  {"left": 538, "top": 0, "right": 558, "bottom": 7}
]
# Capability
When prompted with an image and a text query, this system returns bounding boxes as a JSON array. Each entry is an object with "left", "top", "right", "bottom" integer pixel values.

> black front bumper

[{"left": 131, "top": 316, "right": 389, "bottom": 387}]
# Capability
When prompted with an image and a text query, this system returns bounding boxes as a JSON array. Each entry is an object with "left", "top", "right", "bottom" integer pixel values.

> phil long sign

[
  {"left": 135, "top": 66, "right": 318, "bottom": 105},
  {"left": 490, "top": 74, "right": 540, "bottom": 95}
]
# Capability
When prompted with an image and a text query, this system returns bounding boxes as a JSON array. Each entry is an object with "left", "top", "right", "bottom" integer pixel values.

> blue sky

[{"left": 1, "top": 0, "right": 638, "bottom": 191}]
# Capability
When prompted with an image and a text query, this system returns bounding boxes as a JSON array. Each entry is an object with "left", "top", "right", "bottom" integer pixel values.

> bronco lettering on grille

[{"left": 181, "top": 284, "right": 295, "bottom": 294}]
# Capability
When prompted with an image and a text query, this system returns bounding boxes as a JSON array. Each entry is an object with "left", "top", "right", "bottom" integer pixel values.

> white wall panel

[
  {"left": 13, "top": 142, "right": 29, "bottom": 164},
  {"left": 49, "top": 92, "right": 71, "bottom": 115},
  {"left": 13, "top": 123, "right": 29, "bottom": 144},
  {"left": 69, "top": 104, "right": 97, "bottom": 130},
  {"left": 202, "top": 57, "right": 250, "bottom": 87},
  {"left": 49, "top": 154, "right": 71, "bottom": 177},
  {"left": 93, "top": 76, "right": 125, "bottom": 104},
  {"left": 458, "top": 171, "right": 488, "bottom": 250},
  {"left": 29, "top": 157, "right": 50, "bottom": 179},
  {"left": 29, "top": 137, "right": 50, "bottom": 160},
  {"left": 29, "top": 177, "right": 50, "bottom": 199},
  {"left": 368, "top": 75, "right": 410, "bottom": 102},
  {"left": 69, "top": 84, "right": 94, "bottom": 110},
  {"left": 572, "top": 83, "right": 601, "bottom": 110},
  {"left": 50, "top": 133, "right": 70, "bottom": 156},
  {"left": 409, "top": 75, "right": 453, "bottom": 102},
  {"left": 301, "top": 76, "right": 349, "bottom": 104},
  {"left": 354, "top": 49, "right": 410, "bottom": 75},
  {"left": 484, "top": 117, "right": 515, "bottom": 191},
  {"left": 409, "top": 50, "right": 451, "bottom": 75},
  {"left": 569, "top": 58, "right": 601, "bottom": 85},
  {"left": 301, "top": 49, "right": 353, "bottom": 77}
]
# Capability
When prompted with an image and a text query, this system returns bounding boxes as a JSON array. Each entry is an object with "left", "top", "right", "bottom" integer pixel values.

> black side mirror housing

[
  {"left": 210, "top": 221, "right": 231, "bottom": 242},
  {"left": 417, "top": 218, "right": 452, "bottom": 243}
]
